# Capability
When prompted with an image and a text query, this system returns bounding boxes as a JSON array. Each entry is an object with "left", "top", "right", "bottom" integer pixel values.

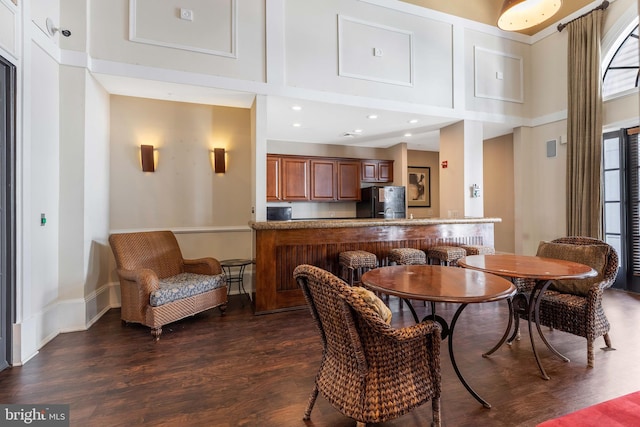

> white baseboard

[{"left": 13, "top": 281, "right": 121, "bottom": 366}]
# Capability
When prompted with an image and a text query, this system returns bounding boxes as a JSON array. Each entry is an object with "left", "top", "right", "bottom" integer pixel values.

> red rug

[{"left": 537, "top": 391, "right": 640, "bottom": 426}]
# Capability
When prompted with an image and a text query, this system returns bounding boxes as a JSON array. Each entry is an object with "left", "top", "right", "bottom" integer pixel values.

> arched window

[{"left": 602, "top": 23, "right": 639, "bottom": 99}]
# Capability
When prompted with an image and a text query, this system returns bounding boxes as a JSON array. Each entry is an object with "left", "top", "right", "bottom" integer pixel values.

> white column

[{"left": 439, "top": 120, "right": 484, "bottom": 218}]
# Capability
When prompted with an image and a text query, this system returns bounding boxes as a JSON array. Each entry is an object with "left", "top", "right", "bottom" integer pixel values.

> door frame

[{"left": 0, "top": 55, "right": 16, "bottom": 369}]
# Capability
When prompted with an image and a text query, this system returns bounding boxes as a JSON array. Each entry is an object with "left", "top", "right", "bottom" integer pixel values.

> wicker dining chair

[
  {"left": 514, "top": 236, "right": 619, "bottom": 367},
  {"left": 293, "top": 264, "right": 442, "bottom": 427}
]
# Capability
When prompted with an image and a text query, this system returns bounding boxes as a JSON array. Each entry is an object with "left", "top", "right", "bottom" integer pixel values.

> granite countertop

[{"left": 250, "top": 217, "right": 502, "bottom": 230}]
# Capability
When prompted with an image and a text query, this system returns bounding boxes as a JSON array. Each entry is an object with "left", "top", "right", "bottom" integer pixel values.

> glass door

[{"left": 604, "top": 127, "right": 640, "bottom": 292}]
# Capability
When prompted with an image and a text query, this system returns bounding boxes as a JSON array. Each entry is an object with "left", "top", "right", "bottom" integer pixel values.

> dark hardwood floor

[{"left": 0, "top": 289, "right": 639, "bottom": 427}]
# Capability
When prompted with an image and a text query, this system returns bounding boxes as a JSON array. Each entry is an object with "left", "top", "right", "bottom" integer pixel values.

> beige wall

[
  {"left": 407, "top": 150, "right": 439, "bottom": 218},
  {"left": 109, "top": 96, "right": 254, "bottom": 262},
  {"left": 440, "top": 122, "right": 465, "bottom": 217},
  {"left": 110, "top": 96, "right": 252, "bottom": 228},
  {"left": 484, "top": 134, "right": 515, "bottom": 253}
]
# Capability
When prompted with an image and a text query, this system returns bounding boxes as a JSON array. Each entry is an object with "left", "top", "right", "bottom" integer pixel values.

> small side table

[{"left": 220, "top": 259, "right": 253, "bottom": 306}]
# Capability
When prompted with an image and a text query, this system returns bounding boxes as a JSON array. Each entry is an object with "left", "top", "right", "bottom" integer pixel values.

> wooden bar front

[{"left": 250, "top": 218, "right": 500, "bottom": 314}]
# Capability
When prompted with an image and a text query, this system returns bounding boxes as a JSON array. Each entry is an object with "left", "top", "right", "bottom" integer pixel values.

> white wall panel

[
  {"left": 474, "top": 47, "right": 523, "bottom": 103},
  {"left": 464, "top": 29, "right": 529, "bottom": 117},
  {"left": 0, "top": 0, "right": 17, "bottom": 56},
  {"left": 285, "top": 0, "right": 453, "bottom": 108},
  {"left": 90, "top": 0, "right": 264, "bottom": 83},
  {"left": 130, "top": 0, "right": 236, "bottom": 58},
  {"left": 338, "top": 15, "right": 412, "bottom": 86},
  {"left": 29, "top": 42, "right": 60, "bottom": 313}
]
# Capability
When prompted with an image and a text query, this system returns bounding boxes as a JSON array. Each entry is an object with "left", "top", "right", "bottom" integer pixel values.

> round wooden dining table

[
  {"left": 361, "top": 264, "right": 516, "bottom": 409},
  {"left": 457, "top": 254, "right": 597, "bottom": 380}
]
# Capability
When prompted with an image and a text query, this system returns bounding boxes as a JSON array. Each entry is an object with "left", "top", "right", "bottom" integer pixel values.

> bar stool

[
  {"left": 388, "top": 248, "right": 427, "bottom": 265},
  {"left": 460, "top": 245, "right": 495, "bottom": 255},
  {"left": 426, "top": 245, "right": 467, "bottom": 266},
  {"left": 339, "top": 250, "right": 378, "bottom": 286}
]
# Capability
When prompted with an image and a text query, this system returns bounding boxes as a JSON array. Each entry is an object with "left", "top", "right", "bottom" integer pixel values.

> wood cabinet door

[
  {"left": 310, "top": 159, "right": 336, "bottom": 201},
  {"left": 361, "top": 160, "right": 394, "bottom": 182},
  {"left": 337, "top": 161, "right": 361, "bottom": 200},
  {"left": 266, "top": 156, "right": 281, "bottom": 201},
  {"left": 361, "top": 160, "right": 378, "bottom": 182},
  {"left": 281, "top": 157, "right": 309, "bottom": 200},
  {"left": 378, "top": 160, "right": 393, "bottom": 182}
]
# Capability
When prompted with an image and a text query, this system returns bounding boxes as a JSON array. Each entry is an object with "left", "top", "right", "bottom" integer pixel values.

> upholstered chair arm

[
  {"left": 117, "top": 268, "right": 159, "bottom": 295},
  {"left": 183, "top": 258, "right": 223, "bottom": 275}
]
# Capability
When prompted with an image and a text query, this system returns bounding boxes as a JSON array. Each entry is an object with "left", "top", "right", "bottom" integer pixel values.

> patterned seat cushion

[
  {"left": 460, "top": 245, "right": 495, "bottom": 255},
  {"left": 150, "top": 273, "right": 226, "bottom": 307},
  {"left": 388, "top": 248, "right": 427, "bottom": 265},
  {"left": 339, "top": 250, "right": 378, "bottom": 269},
  {"left": 427, "top": 246, "right": 466, "bottom": 262}
]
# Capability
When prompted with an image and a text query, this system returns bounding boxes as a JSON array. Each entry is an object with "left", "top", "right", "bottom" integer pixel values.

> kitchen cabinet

[
  {"left": 310, "top": 159, "right": 361, "bottom": 201},
  {"left": 361, "top": 160, "right": 393, "bottom": 183},
  {"left": 310, "top": 159, "right": 336, "bottom": 201},
  {"left": 266, "top": 155, "right": 281, "bottom": 201},
  {"left": 267, "top": 155, "right": 388, "bottom": 202},
  {"left": 337, "top": 160, "right": 361, "bottom": 200},
  {"left": 281, "top": 157, "right": 309, "bottom": 201}
]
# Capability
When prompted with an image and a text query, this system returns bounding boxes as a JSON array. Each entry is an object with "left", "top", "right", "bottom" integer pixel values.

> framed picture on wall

[{"left": 407, "top": 166, "right": 430, "bottom": 207}]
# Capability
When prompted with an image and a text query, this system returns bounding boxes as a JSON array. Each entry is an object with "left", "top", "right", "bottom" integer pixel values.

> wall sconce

[
  {"left": 214, "top": 148, "right": 226, "bottom": 173},
  {"left": 497, "top": 0, "right": 562, "bottom": 31},
  {"left": 141, "top": 145, "right": 155, "bottom": 172}
]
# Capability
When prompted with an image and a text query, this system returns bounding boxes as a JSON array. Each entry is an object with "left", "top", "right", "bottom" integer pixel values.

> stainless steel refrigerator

[{"left": 356, "top": 186, "right": 406, "bottom": 219}]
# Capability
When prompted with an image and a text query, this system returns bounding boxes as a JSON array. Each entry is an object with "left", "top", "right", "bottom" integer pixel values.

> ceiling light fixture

[
  {"left": 292, "top": 123, "right": 301, "bottom": 127},
  {"left": 497, "top": 0, "right": 562, "bottom": 31},
  {"left": 291, "top": 105, "right": 302, "bottom": 111},
  {"left": 367, "top": 114, "right": 378, "bottom": 119},
  {"left": 404, "top": 133, "right": 412, "bottom": 137},
  {"left": 408, "top": 119, "right": 418, "bottom": 124}
]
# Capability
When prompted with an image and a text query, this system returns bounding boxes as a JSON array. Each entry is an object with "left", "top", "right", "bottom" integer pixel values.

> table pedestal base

[
  {"left": 403, "top": 299, "right": 495, "bottom": 409},
  {"left": 504, "top": 280, "right": 570, "bottom": 380}
]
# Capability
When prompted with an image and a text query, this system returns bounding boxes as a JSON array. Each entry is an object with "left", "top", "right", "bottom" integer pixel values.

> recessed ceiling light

[
  {"left": 291, "top": 105, "right": 302, "bottom": 111},
  {"left": 408, "top": 119, "right": 418, "bottom": 124},
  {"left": 292, "top": 123, "right": 301, "bottom": 127},
  {"left": 404, "top": 133, "right": 412, "bottom": 137},
  {"left": 367, "top": 114, "right": 378, "bottom": 119},
  {"left": 354, "top": 129, "right": 363, "bottom": 133}
]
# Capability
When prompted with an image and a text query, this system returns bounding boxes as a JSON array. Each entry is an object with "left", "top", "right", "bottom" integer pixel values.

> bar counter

[{"left": 250, "top": 217, "right": 501, "bottom": 314}]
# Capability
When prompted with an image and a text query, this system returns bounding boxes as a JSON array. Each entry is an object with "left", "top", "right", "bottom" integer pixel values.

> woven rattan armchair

[
  {"left": 293, "top": 264, "right": 442, "bottom": 427},
  {"left": 109, "top": 231, "right": 228, "bottom": 340},
  {"left": 515, "top": 236, "right": 619, "bottom": 367}
]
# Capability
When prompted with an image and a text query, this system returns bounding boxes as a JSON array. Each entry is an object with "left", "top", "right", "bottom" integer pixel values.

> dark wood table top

[
  {"left": 361, "top": 265, "right": 516, "bottom": 304},
  {"left": 457, "top": 254, "right": 597, "bottom": 280}
]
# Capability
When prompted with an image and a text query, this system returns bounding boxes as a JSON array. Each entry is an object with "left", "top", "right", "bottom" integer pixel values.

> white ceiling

[{"left": 95, "top": 73, "right": 515, "bottom": 152}]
